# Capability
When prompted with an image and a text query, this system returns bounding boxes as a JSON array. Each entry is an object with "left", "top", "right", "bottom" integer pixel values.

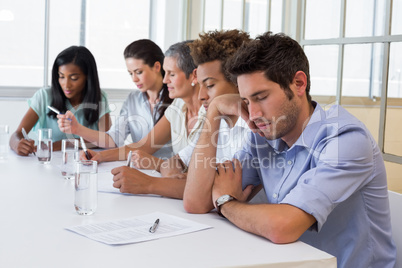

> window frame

[{"left": 297, "top": 0, "right": 402, "bottom": 164}]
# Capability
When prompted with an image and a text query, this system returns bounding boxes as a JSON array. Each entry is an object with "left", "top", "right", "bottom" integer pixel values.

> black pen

[
  {"left": 80, "top": 137, "right": 91, "bottom": 159},
  {"left": 149, "top": 218, "right": 159, "bottom": 233}
]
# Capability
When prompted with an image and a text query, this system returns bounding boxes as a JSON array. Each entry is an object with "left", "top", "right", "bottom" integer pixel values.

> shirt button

[
  {"left": 287, "top": 160, "right": 293, "bottom": 165},
  {"left": 273, "top": 193, "right": 278, "bottom": 199}
]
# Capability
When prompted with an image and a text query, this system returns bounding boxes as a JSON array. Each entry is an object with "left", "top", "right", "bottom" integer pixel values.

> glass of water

[
  {"left": 0, "top": 125, "right": 9, "bottom": 159},
  {"left": 61, "top": 139, "right": 79, "bottom": 179},
  {"left": 37, "top": 128, "right": 52, "bottom": 164},
  {"left": 74, "top": 160, "right": 98, "bottom": 215}
]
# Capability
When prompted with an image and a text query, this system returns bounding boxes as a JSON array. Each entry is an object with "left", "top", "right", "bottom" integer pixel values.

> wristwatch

[{"left": 215, "top": 194, "right": 236, "bottom": 217}]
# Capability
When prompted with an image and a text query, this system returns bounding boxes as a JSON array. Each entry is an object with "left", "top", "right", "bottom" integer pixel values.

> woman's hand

[
  {"left": 14, "top": 138, "right": 35, "bottom": 156},
  {"left": 57, "top": 111, "right": 80, "bottom": 135}
]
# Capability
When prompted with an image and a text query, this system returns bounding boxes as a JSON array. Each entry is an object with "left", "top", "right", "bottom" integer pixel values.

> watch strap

[{"left": 216, "top": 195, "right": 236, "bottom": 217}]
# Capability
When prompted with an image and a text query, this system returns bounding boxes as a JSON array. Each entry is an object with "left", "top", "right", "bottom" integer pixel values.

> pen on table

[
  {"left": 21, "top": 128, "right": 36, "bottom": 156},
  {"left": 149, "top": 218, "right": 159, "bottom": 233},
  {"left": 126, "top": 151, "right": 132, "bottom": 167},
  {"left": 47, "top": 105, "right": 72, "bottom": 121},
  {"left": 80, "top": 137, "right": 91, "bottom": 160}
]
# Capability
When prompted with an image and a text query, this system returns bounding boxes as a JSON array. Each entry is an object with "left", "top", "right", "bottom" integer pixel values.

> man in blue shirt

[{"left": 187, "top": 32, "right": 396, "bottom": 267}]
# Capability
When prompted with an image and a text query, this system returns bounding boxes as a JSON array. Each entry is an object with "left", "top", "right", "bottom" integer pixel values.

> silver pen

[
  {"left": 149, "top": 218, "right": 160, "bottom": 233},
  {"left": 47, "top": 105, "right": 72, "bottom": 121},
  {"left": 80, "top": 137, "right": 91, "bottom": 160},
  {"left": 21, "top": 128, "right": 36, "bottom": 155},
  {"left": 126, "top": 151, "right": 132, "bottom": 167}
]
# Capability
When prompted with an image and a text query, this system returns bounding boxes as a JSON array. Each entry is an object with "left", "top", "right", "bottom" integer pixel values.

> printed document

[{"left": 66, "top": 212, "right": 212, "bottom": 245}]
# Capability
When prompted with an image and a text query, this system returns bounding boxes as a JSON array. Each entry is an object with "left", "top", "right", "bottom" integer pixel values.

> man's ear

[{"left": 293, "top": 71, "right": 307, "bottom": 97}]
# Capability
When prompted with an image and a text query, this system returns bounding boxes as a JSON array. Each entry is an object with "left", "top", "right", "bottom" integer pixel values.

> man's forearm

[{"left": 183, "top": 108, "right": 222, "bottom": 213}]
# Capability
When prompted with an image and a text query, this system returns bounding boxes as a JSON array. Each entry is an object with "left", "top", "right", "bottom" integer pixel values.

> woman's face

[
  {"left": 125, "top": 57, "right": 161, "bottom": 92},
  {"left": 58, "top": 63, "right": 87, "bottom": 105},
  {"left": 162, "top": 56, "right": 194, "bottom": 99}
]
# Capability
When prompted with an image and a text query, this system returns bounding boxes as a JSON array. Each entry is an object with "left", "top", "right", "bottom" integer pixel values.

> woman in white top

[
  {"left": 58, "top": 39, "right": 174, "bottom": 158},
  {"left": 86, "top": 40, "right": 204, "bottom": 164}
]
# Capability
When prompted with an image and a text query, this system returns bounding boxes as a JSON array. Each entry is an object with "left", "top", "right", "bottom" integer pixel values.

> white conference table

[{"left": 0, "top": 151, "right": 336, "bottom": 268}]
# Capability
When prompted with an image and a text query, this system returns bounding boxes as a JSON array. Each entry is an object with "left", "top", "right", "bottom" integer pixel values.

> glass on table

[
  {"left": 37, "top": 128, "right": 52, "bottom": 164},
  {"left": 61, "top": 139, "right": 79, "bottom": 179},
  {"left": 74, "top": 160, "right": 98, "bottom": 215},
  {"left": 0, "top": 125, "right": 9, "bottom": 159}
]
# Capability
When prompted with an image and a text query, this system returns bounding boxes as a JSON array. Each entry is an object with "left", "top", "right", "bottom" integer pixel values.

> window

[
  {"left": 301, "top": 0, "right": 402, "bottom": 191},
  {"left": 0, "top": 0, "right": 151, "bottom": 94},
  {"left": 200, "top": 0, "right": 283, "bottom": 37},
  {"left": 0, "top": 0, "right": 46, "bottom": 88}
]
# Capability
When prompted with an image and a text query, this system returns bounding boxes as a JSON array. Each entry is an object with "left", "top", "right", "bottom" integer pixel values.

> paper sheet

[
  {"left": 96, "top": 160, "right": 127, "bottom": 173},
  {"left": 66, "top": 212, "right": 212, "bottom": 245}
]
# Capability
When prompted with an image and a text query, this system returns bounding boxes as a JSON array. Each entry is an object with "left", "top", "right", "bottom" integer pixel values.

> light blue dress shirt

[
  {"left": 237, "top": 102, "right": 396, "bottom": 268},
  {"left": 106, "top": 90, "right": 173, "bottom": 159},
  {"left": 28, "top": 87, "right": 110, "bottom": 142}
]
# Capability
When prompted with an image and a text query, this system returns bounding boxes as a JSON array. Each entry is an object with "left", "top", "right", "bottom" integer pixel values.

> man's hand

[
  {"left": 111, "top": 166, "right": 152, "bottom": 194},
  {"left": 208, "top": 94, "right": 259, "bottom": 134},
  {"left": 212, "top": 159, "right": 254, "bottom": 208}
]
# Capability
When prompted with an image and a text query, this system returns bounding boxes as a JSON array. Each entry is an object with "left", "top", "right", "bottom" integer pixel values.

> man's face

[
  {"left": 238, "top": 71, "right": 301, "bottom": 141},
  {"left": 197, "top": 60, "right": 238, "bottom": 111}
]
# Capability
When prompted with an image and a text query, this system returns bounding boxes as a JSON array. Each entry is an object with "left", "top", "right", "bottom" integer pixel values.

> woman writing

[
  {"left": 58, "top": 39, "right": 174, "bottom": 159},
  {"left": 10, "top": 46, "right": 111, "bottom": 155},
  {"left": 85, "top": 40, "right": 204, "bottom": 165}
]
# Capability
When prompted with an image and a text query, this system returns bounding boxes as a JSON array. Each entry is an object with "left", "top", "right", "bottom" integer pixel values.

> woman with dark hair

[
  {"left": 84, "top": 40, "right": 204, "bottom": 167},
  {"left": 9, "top": 46, "right": 111, "bottom": 155},
  {"left": 59, "top": 39, "right": 174, "bottom": 159}
]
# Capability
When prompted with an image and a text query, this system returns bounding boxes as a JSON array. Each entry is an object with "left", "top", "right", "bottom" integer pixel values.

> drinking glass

[
  {"left": 37, "top": 128, "right": 52, "bottom": 164},
  {"left": 0, "top": 125, "right": 9, "bottom": 159},
  {"left": 74, "top": 160, "right": 98, "bottom": 215},
  {"left": 61, "top": 139, "right": 79, "bottom": 179}
]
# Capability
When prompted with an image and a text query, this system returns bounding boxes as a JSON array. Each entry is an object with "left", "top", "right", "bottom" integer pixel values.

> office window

[
  {"left": 304, "top": 45, "right": 338, "bottom": 98},
  {"left": 204, "top": 0, "right": 223, "bottom": 32},
  {"left": 385, "top": 42, "right": 402, "bottom": 157},
  {"left": 0, "top": 0, "right": 45, "bottom": 87},
  {"left": 203, "top": 0, "right": 282, "bottom": 37},
  {"left": 301, "top": 0, "right": 402, "bottom": 191},
  {"left": 0, "top": 0, "right": 150, "bottom": 92},
  {"left": 244, "top": 0, "right": 268, "bottom": 37},
  {"left": 304, "top": 0, "right": 340, "bottom": 40},
  {"left": 223, "top": 0, "right": 243, "bottom": 30},
  {"left": 341, "top": 43, "right": 383, "bottom": 98},
  {"left": 84, "top": 0, "right": 150, "bottom": 89},
  {"left": 344, "top": 0, "right": 386, "bottom": 37},
  {"left": 391, "top": 0, "right": 402, "bottom": 35}
]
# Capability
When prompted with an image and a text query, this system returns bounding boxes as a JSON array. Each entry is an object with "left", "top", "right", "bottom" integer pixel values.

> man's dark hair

[{"left": 227, "top": 32, "right": 311, "bottom": 103}]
